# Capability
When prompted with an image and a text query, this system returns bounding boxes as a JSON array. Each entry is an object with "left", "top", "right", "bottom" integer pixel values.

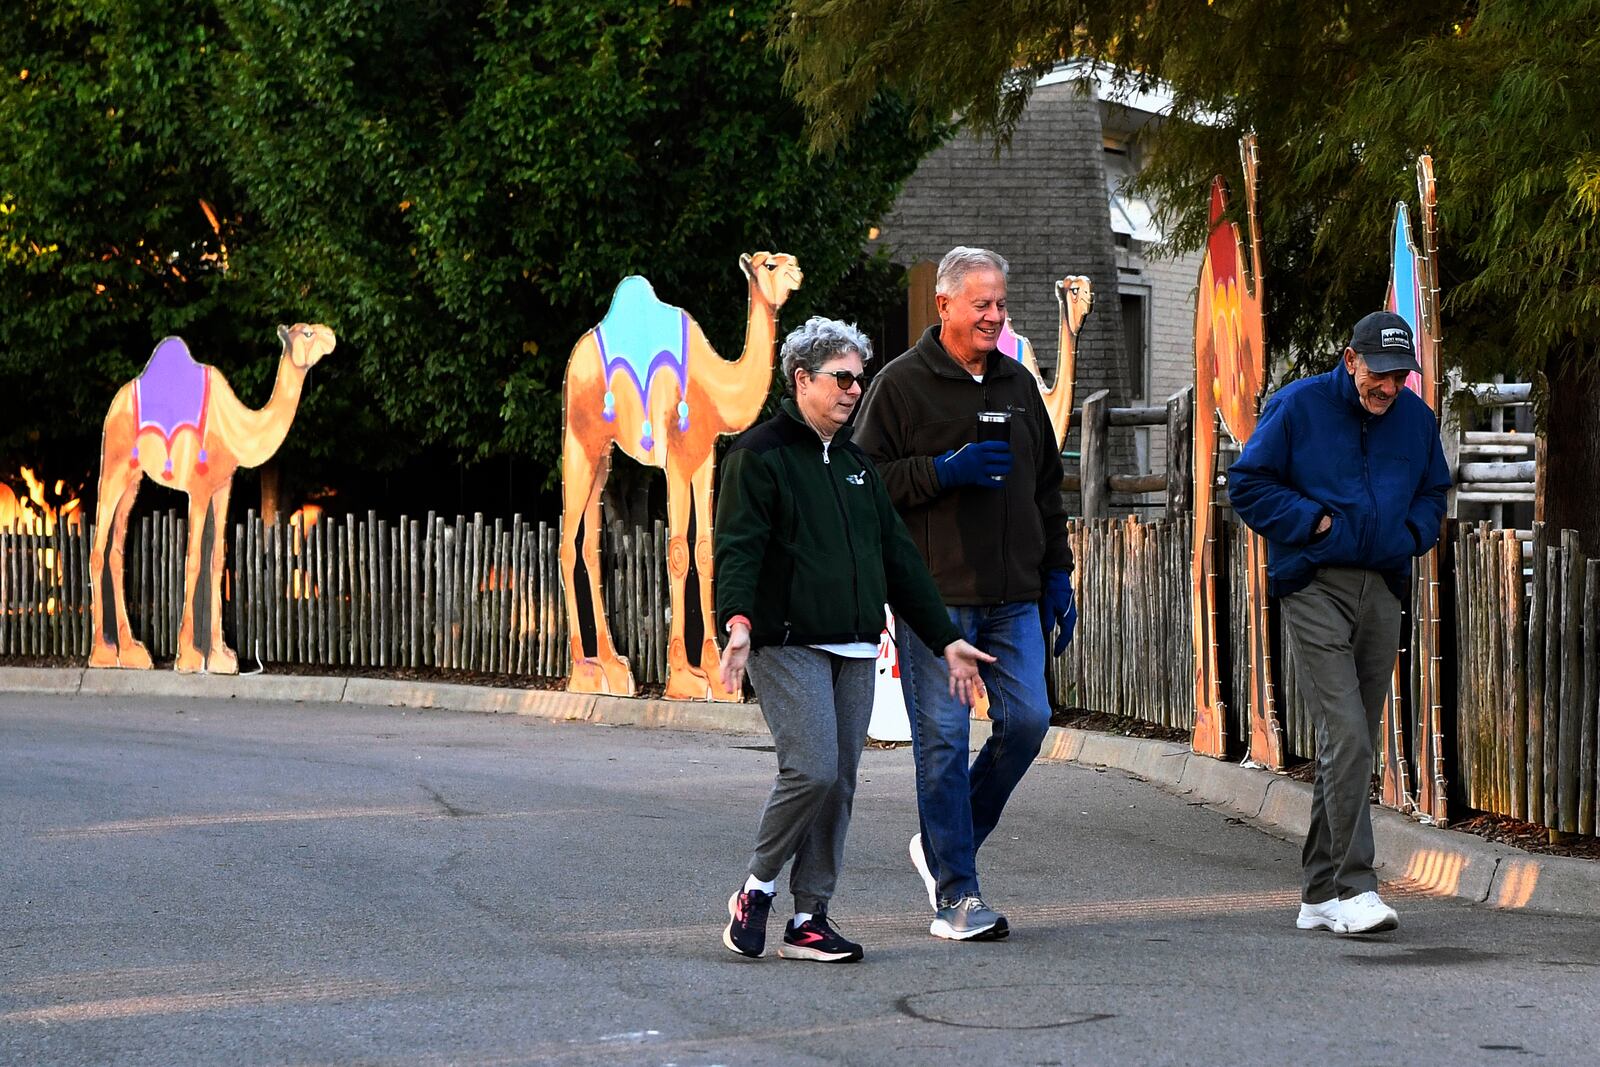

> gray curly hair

[
  {"left": 936, "top": 246, "right": 1009, "bottom": 296},
  {"left": 780, "top": 316, "right": 873, "bottom": 392}
]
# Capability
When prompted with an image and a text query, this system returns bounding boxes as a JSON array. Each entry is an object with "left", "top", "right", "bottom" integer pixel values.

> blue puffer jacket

[{"left": 1227, "top": 365, "right": 1451, "bottom": 600}]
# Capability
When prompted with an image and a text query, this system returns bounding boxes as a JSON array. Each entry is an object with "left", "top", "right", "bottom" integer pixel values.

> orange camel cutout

[
  {"left": 1005, "top": 277, "right": 1095, "bottom": 451},
  {"left": 1192, "top": 135, "right": 1282, "bottom": 765},
  {"left": 560, "top": 252, "right": 802, "bottom": 700},
  {"left": 87, "top": 324, "right": 337, "bottom": 673}
]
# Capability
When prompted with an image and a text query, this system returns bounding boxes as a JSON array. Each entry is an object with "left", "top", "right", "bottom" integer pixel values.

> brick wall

[{"left": 872, "top": 82, "right": 1136, "bottom": 479}]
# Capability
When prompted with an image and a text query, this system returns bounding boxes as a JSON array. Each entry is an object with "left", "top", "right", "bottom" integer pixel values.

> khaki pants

[{"left": 1282, "top": 567, "right": 1402, "bottom": 903}]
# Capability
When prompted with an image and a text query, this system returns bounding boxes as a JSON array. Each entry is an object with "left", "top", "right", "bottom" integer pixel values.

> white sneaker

[
  {"left": 1296, "top": 897, "right": 1345, "bottom": 933},
  {"left": 909, "top": 833, "right": 937, "bottom": 911},
  {"left": 1338, "top": 891, "right": 1399, "bottom": 935}
]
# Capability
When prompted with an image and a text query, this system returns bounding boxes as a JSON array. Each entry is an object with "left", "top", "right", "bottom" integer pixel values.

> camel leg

[
  {"left": 205, "top": 480, "right": 238, "bottom": 675},
  {"left": 1190, "top": 408, "right": 1225, "bottom": 756},
  {"left": 107, "top": 476, "right": 152, "bottom": 669},
  {"left": 562, "top": 438, "right": 634, "bottom": 696},
  {"left": 1244, "top": 530, "right": 1284, "bottom": 767},
  {"left": 661, "top": 449, "right": 707, "bottom": 701},
  {"left": 560, "top": 434, "right": 604, "bottom": 692},
  {"left": 174, "top": 489, "right": 209, "bottom": 673},
  {"left": 690, "top": 457, "right": 740, "bottom": 703},
  {"left": 88, "top": 462, "right": 136, "bottom": 668},
  {"left": 579, "top": 454, "right": 634, "bottom": 695}
]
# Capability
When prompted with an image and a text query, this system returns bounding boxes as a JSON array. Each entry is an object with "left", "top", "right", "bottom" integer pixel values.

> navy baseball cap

[{"left": 1348, "top": 311, "right": 1421, "bottom": 374}]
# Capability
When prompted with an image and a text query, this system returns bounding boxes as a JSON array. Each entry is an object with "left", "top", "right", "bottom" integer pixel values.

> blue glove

[
  {"left": 934, "top": 440, "right": 1012, "bottom": 489},
  {"left": 1040, "top": 568, "right": 1077, "bottom": 656}
]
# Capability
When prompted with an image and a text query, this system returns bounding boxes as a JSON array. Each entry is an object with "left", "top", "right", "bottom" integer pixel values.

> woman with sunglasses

[{"left": 714, "top": 315, "right": 994, "bottom": 963}]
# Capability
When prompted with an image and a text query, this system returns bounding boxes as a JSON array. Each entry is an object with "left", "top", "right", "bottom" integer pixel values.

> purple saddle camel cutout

[{"left": 131, "top": 337, "right": 212, "bottom": 478}]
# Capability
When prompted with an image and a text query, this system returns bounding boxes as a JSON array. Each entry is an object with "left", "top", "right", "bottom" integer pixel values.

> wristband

[{"left": 725, "top": 614, "right": 752, "bottom": 633}]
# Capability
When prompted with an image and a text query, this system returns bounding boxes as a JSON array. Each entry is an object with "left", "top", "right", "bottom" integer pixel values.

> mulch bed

[
  {"left": 1049, "top": 706, "right": 1191, "bottom": 744},
  {"left": 1446, "top": 813, "right": 1600, "bottom": 861}
]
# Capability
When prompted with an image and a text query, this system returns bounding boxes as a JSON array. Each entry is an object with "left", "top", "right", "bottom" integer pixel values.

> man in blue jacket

[{"left": 1228, "top": 311, "right": 1450, "bottom": 937}]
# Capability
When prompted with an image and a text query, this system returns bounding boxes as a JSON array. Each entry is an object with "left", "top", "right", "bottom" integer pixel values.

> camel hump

[
  {"left": 591, "top": 275, "right": 693, "bottom": 451},
  {"left": 131, "top": 336, "right": 212, "bottom": 472},
  {"left": 596, "top": 276, "right": 685, "bottom": 354},
  {"left": 139, "top": 336, "right": 204, "bottom": 380}
]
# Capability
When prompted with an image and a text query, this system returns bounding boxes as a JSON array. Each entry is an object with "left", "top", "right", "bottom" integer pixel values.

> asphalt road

[{"left": 2, "top": 693, "right": 1598, "bottom": 1066}]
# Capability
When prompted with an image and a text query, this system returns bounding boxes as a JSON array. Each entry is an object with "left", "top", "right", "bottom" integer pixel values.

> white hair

[
  {"left": 935, "top": 246, "right": 1009, "bottom": 296},
  {"left": 779, "top": 316, "right": 873, "bottom": 392}
]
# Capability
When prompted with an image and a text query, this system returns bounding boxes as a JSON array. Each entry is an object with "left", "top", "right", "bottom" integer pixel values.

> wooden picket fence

[
  {"left": 0, "top": 512, "right": 676, "bottom": 684},
  {"left": 1456, "top": 522, "right": 1599, "bottom": 835},
  {"left": 1049, "top": 515, "right": 1195, "bottom": 731}
]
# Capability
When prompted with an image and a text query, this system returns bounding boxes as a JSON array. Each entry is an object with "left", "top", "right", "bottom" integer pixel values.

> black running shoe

[
  {"left": 777, "top": 913, "right": 864, "bottom": 963},
  {"left": 722, "top": 888, "right": 774, "bottom": 958}
]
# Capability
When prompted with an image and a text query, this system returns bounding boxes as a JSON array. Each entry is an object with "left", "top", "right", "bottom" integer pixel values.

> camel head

[
  {"left": 1055, "top": 276, "right": 1094, "bottom": 337},
  {"left": 277, "top": 322, "right": 338, "bottom": 371},
  {"left": 739, "top": 251, "right": 803, "bottom": 310}
]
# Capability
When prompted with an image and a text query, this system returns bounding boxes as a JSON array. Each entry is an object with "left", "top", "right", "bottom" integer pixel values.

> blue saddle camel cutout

[{"left": 593, "top": 276, "right": 691, "bottom": 451}]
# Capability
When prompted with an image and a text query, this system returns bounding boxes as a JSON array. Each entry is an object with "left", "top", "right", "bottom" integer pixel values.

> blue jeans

[{"left": 899, "top": 600, "right": 1051, "bottom": 905}]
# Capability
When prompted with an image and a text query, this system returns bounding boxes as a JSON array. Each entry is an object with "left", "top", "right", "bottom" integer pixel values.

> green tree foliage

[
  {"left": 781, "top": 0, "right": 1600, "bottom": 546},
  {"left": 0, "top": 1, "right": 936, "bottom": 500}
]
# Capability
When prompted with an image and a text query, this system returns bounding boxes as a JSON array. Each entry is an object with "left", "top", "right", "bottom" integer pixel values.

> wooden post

[
  {"left": 1558, "top": 531, "right": 1583, "bottom": 834},
  {"left": 1080, "top": 389, "right": 1111, "bottom": 519},
  {"left": 1166, "top": 386, "right": 1193, "bottom": 516}
]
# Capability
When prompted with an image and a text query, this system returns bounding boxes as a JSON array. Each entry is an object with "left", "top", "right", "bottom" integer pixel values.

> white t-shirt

[{"left": 810, "top": 642, "right": 879, "bottom": 659}]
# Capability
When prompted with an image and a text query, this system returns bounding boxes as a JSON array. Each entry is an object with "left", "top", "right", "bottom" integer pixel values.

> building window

[{"left": 1120, "top": 290, "right": 1148, "bottom": 402}]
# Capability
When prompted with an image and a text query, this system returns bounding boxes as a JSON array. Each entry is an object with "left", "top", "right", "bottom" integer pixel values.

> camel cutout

[
  {"left": 1003, "top": 276, "right": 1095, "bottom": 451},
  {"left": 88, "top": 323, "right": 337, "bottom": 673},
  {"left": 1192, "top": 135, "right": 1282, "bottom": 765},
  {"left": 1379, "top": 156, "right": 1447, "bottom": 821},
  {"left": 560, "top": 252, "right": 802, "bottom": 700}
]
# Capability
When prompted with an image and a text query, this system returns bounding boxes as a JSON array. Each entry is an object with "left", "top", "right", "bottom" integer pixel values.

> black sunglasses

[{"left": 809, "top": 368, "right": 863, "bottom": 391}]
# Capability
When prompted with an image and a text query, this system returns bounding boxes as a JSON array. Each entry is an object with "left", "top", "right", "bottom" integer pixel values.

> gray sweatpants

[
  {"left": 1281, "top": 567, "right": 1403, "bottom": 903},
  {"left": 745, "top": 645, "right": 876, "bottom": 915}
]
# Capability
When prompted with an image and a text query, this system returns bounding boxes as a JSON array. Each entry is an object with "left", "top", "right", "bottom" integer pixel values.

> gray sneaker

[{"left": 930, "top": 895, "right": 1009, "bottom": 941}]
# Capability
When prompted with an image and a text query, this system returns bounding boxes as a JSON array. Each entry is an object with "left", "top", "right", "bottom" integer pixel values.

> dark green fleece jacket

[{"left": 714, "top": 399, "right": 962, "bottom": 653}]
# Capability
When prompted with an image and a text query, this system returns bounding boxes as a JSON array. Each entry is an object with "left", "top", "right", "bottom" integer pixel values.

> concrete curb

[{"left": 6, "top": 666, "right": 1598, "bottom": 919}]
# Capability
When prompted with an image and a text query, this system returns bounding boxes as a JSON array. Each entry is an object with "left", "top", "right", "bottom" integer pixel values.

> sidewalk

[{"left": 5, "top": 664, "right": 1597, "bottom": 921}]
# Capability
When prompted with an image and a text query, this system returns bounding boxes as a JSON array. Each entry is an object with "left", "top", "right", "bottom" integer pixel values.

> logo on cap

[{"left": 1381, "top": 327, "right": 1410, "bottom": 349}]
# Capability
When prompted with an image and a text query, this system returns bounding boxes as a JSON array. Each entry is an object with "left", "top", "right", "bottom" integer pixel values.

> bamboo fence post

[
  {"left": 1484, "top": 526, "right": 1498, "bottom": 811},
  {"left": 231, "top": 517, "right": 245, "bottom": 662},
  {"left": 491, "top": 517, "right": 505, "bottom": 673},
  {"left": 1543, "top": 539, "right": 1563, "bottom": 827},
  {"left": 21, "top": 527, "right": 33, "bottom": 656},
  {"left": 353, "top": 513, "right": 367, "bottom": 665},
  {"left": 423, "top": 513, "right": 437, "bottom": 668},
  {"left": 327, "top": 520, "right": 342, "bottom": 666},
  {"left": 1580, "top": 562, "right": 1598, "bottom": 836},
  {"left": 375, "top": 511, "right": 386, "bottom": 666},
  {"left": 1558, "top": 531, "right": 1583, "bottom": 833},
  {"left": 1527, "top": 523, "right": 1548, "bottom": 823},
  {"left": 392, "top": 519, "right": 403, "bottom": 667},
  {"left": 512, "top": 517, "right": 527, "bottom": 675},
  {"left": 320, "top": 518, "right": 333, "bottom": 665},
  {"left": 3, "top": 529, "right": 13, "bottom": 655},
  {"left": 1503, "top": 530, "right": 1527, "bottom": 820},
  {"left": 1, "top": 528, "right": 10, "bottom": 655},
  {"left": 447, "top": 513, "right": 461, "bottom": 670}
]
